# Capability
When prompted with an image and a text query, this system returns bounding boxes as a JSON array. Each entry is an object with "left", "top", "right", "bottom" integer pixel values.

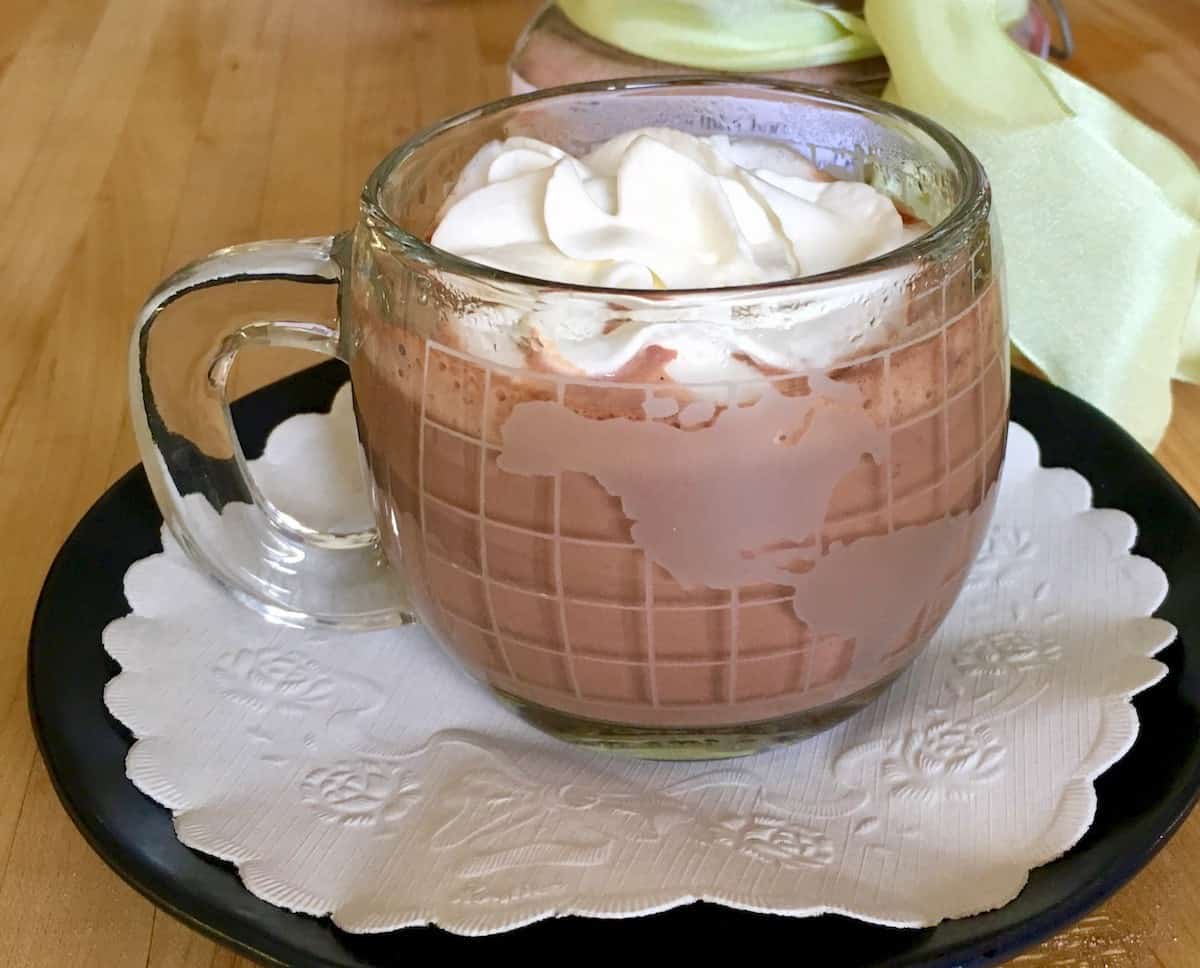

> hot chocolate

[{"left": 350, "top": 128, "right": 1007, "bottom": 731}]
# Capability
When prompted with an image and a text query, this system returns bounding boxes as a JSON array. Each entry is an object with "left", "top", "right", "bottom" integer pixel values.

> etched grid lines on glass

[
  {"left": 724, "top": 380, "right": 741, "bottom": 703},
  {"left": 550, "top": 378, "right": 583, "bottom": 698},
  {"left": 474, "top": 366, "right": 518, "bottom": 680},
  {"left": 423, "top": 356, "right": 996, "bottom": 544},
  {"left": 975, "top": 252, "right": 991, "bottom": 503},
  {"left": 416, "top": 339, "right": 514, "bottom": 678},
  {"left": 642, "top": 553, "right": 660, "bottom": 706},
  {"left": 941, "top": 317, "right": 953, "bottom": 520},
  {"left": 439, "top": 597, "right": 829, "bottom": 676},
  {"left": 882, "top": 350, "right": 895, "bottom": 534},
  {"left": 415, "top": 266, "right": 1004, "bottom": 708}
]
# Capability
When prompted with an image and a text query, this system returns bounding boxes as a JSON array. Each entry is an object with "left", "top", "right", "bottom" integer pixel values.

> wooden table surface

[{"left": 2, "top": 1, "right": 1199, "bottom": 964}]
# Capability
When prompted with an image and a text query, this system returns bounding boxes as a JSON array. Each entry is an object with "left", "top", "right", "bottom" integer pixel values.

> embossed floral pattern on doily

[
  {"left": 101, "top": 396, "right": 1177, "bottom": 935},
  {"left": 700, "top": 813, "right": 836, "bottom": 868},
  {"left": 954, "top": 628, "right": 1064, "bottom": 677},
  {"left": 964, "top": 523, "right": 1038, "bottom": 591},
  {"left": 882, "top": 718, "right": 1006, "bottom": 804},
  {"left": 214, "top": 646, "right": 335, "bottom": 715},
  {"left": 430, "top": 766, "right": 680, "bottom": 857},
  {"left": 421, "top": 744, "right": 855, "bottom": 886},
  {"left": 301, "top": 759, "right": 420, "bottom": 826}
]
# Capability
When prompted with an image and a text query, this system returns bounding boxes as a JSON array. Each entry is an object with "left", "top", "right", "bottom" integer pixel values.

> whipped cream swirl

[
  {"left": 431, "top": 127, "right": 920, "bottom": 288},
  {"left": 427, "top": 128, "right": 928, "bottom": 382}
]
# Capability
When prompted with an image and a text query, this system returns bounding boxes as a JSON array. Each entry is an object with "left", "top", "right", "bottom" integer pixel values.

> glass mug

[
  {"left": 132, "top": 78, "right": 1008, "bottom": 758},
  {"left": 508, "top": 0, "right": 1072, "bottom": 97}
]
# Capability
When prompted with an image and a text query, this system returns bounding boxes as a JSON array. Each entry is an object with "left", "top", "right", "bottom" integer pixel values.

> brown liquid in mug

[{"left": 351, "top": 284, "right": 1008, "bottom": 728}]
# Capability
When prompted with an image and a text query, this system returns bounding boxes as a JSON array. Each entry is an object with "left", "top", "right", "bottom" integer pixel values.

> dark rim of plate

[{"left": 27, "top": 363, "right": 1200, "bottom": 967}]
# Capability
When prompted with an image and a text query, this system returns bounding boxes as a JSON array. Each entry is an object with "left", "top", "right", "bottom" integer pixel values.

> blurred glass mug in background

[
  {"left": 509, "top": 0, "right": 1073, "bottom": 96},
  {"left": 132, "top": 79, "right": 1008, "bottom": 759}
]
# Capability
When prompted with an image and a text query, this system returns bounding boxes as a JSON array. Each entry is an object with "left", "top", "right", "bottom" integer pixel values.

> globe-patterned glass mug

[{"left": 132, "top": 78, "right": 1008, "bottom": 758}]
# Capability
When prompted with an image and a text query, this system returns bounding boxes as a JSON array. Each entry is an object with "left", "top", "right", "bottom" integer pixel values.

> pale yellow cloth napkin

[
  {"left": 557, "top": 0, "right": 881, "bottom": 69},
  {"left": 866, "top": 0, "right": 1200, "bottom": 448},
  {"left": 558, "top": 0, "right": 1200, "bottom": 448}
]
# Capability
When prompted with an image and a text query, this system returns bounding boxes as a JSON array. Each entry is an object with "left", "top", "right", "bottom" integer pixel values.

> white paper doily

[{"left": 103, "top": 386, "right": 1175, "bottom": 936}]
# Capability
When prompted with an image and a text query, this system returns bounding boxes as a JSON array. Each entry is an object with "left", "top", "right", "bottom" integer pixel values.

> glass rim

[{"left": 361, "top": 75, "right": 990, "bottom": 298}]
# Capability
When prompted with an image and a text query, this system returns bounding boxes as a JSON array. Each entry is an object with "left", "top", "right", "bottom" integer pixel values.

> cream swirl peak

[{"left": 431, "top": 128, "right": 922, "bottom": 289}]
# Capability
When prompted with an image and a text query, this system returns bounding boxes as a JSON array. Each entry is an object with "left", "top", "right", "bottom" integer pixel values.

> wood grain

[{"left": 0, "top": 1, "right": 1197, "bottom": 964}]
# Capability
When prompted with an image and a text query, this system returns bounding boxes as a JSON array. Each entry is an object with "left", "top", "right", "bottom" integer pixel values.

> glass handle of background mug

[{"left": 130, "top": 233, "right": 411, "bottom": 630}]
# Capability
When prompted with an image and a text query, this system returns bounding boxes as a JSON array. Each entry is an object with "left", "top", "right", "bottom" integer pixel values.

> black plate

[{"left": 28, "top": 364, "right": 1200, "bottom": 966}]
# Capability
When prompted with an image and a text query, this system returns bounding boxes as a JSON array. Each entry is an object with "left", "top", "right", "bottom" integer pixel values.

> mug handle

[{"left": 130, "top": 232, "right": 412, "bottom": 629}]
